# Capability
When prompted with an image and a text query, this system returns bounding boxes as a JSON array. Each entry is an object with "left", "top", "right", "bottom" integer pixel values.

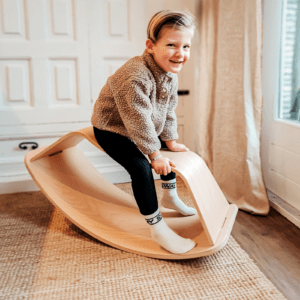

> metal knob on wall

[
  {"left": 19, "top": 142, "right": 39, "bottom": 150},
  {"left": 177, "top": 90, "right": 190, "bottom": 96}
]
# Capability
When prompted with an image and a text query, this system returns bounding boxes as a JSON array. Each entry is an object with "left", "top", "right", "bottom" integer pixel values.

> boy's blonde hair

[{"left": 147, "top": 10, "right": 196, "bottom": 43}]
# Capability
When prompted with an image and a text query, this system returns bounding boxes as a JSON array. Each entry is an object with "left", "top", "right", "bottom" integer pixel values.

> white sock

[
  {"left": 161, "top": 178, "right": 197, "bottom": 216},
  {"left": 145, "top": 208, "right": 196, "bottom": 254}
]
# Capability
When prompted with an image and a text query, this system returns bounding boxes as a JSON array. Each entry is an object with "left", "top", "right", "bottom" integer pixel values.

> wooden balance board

[{"left": 24, "top": 127, "right": 238, "bottom": 260}]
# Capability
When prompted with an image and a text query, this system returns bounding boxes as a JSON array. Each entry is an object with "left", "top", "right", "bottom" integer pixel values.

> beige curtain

[{"left": 195, "top": 0, "right": 269, "bottom": 215}]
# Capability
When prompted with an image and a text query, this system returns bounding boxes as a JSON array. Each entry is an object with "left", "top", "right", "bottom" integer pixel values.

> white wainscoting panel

[
  {"left": 0, "top": 59, "right": 32, "bottom": 109},
  {"left": 1, "top": 0, "right": 27, "bottom": 40}
]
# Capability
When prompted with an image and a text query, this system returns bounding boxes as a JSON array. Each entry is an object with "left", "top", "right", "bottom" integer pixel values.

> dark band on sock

[
  {"left": 162, "top": 182, "right": 176, "bottom": 189},
  {"left": 146, "top": 212, "right": 162, "bottom": 225}
]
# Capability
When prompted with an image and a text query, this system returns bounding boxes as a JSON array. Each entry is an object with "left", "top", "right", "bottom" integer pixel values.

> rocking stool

[{"left": 24, "top": 127, "right": 238, "bottom": 260}]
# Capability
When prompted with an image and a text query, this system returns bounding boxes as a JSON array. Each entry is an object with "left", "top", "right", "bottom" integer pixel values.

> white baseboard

[
  {"left": 267, "top": 189, "right": 300, "bottom": 229},
  {"left": 0, "top": 176, "right": 41, "bottom": 194},
  {"left": 0, "top": 151, "right": 160, "bottom": 195},
  {"left": 0, "top": 169, "right": 131, "bottom": 195}
]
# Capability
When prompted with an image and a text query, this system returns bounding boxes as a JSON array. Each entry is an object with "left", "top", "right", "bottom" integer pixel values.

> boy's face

[{"left": 146, "top": 27, "right": 193, "bottom": 73}]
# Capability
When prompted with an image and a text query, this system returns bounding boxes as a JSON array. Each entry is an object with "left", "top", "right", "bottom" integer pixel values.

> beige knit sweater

[{"left": 91, "top": 49, "right": 179, "bottom": 155}]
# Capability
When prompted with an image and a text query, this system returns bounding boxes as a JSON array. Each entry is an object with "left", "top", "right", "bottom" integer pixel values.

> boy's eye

[{"left": 184, "top": 45, "right": 190, "bottom": 49}]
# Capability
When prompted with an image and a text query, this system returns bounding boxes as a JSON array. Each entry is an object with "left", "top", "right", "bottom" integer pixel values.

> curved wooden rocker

[{"left": 24, "top": 127, "right": 238, "bottom": 260}]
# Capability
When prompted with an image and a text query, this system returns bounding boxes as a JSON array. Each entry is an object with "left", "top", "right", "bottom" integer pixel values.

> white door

[
  {"left": 0, "top": 0, "right": 91, "bottom": 131},
  {"left": 0, "top": 0, "right": 195, "bottom": 143},
  {"left": 88, "top": 0, "right": 146, "bottom": 102},
  {"left": 261, "top": 0, "right": 300, "bottom": 211},
  {"left": 0, "top": 0, "right": 197, "bottom": 191}
]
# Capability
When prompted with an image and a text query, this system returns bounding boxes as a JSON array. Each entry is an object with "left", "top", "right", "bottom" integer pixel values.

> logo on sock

[
  {"left": 146, "top": 212, "right": 162, "bottom": 225},
  {"left": 162, "top": 183, "right": 176, "bottom": 189}
]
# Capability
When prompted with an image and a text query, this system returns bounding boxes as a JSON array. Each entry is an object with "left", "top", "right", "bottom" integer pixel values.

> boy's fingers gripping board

[{"left": 25, "top": 127, "right": 238, "bottom": 260}]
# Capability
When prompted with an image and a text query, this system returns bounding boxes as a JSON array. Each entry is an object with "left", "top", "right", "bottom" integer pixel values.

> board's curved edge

[
  {"left": 161, "top": 166, "right": 214, "bottom": 247},
  {"left": 29, "top": 133, "right": 83, "bottom": 162},
  {"left": 160, "top": 150, "right": 217, "bottom": 246},
  {"left": 29, "top": 127, "right": 104, "bottom": 163},
  {"left": 75, "top": 127, "right": 103, "bottom": 151}
]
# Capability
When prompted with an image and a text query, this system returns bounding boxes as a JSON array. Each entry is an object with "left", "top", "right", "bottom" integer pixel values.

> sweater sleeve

[
  {"left": 109, "top": 76, "right": 161, "bottom": 155},
  {"left": 160, "top": 77, "right": 179, "bottom": 141}
]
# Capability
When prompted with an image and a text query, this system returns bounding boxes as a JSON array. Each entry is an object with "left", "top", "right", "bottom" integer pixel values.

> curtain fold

[{"left": 195, "top": 0, "right": 269, "bottom": 215}]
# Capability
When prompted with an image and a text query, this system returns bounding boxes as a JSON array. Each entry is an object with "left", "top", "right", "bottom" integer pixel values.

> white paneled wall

[
  {"left": 0, "top": 0, "right": 197, "bottom": 194},
  {"left": 0, "top": 0, "right": 90, "bottom": 128},
  {"left": 0, "top": 0, "right": 146, "bottom": 194}
]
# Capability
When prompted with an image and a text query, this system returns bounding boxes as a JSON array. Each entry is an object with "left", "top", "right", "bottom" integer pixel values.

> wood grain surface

[
  {"left": 24, "top": 126, "right": 238, "bottom": 259},
  {"left": 231, "top": 207, "right": 300, "bottom": 300}
]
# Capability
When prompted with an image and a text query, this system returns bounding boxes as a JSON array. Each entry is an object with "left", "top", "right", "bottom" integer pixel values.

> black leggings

[{"left": 93, "top": 127, "right": 176, "bottom": 216}]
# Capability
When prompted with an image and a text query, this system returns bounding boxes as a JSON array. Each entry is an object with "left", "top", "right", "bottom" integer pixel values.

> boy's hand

[
  {"left": 165, "top": 141, "right": 189, "bottom": 152},
  {"left": 151, "top": 156, "right": 176, "bottom": 176}
]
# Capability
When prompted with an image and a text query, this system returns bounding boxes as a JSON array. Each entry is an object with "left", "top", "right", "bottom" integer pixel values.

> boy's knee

[{"left": 128, "top": 157, "right": 152, "bottom": 177}]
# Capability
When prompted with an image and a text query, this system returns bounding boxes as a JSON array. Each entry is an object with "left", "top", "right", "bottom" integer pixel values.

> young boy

[{"left": 92, "top": 10, "right": 197, "bottom": 254}]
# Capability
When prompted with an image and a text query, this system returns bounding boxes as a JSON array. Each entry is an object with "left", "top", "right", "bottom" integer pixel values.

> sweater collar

[{"left": 142, "top": 49, "right": 174, "bottom": 82}]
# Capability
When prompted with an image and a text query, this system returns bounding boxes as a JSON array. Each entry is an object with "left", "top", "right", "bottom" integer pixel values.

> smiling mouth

[{"left": 170, "top": 60, "right": 183, "bottom": 64}]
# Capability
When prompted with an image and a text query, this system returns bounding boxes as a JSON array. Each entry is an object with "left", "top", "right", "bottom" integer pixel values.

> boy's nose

[{"left": 175, "top": 48, "right": 184, "bottom": 58}]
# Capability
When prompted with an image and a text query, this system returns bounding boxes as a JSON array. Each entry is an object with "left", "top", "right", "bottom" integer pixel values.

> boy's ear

[{"left": 146, "top": 39, "right": 155, "bottom": 53}]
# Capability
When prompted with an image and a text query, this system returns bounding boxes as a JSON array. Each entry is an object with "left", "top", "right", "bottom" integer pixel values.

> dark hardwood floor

[{"left": 231, "top": 207, "right": 300, "bottom": 300}]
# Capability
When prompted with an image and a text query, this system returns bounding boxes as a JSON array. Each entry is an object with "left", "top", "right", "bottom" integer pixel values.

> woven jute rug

[{"left": 0, "top": 178, "right": 286, "bottom": 300}]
